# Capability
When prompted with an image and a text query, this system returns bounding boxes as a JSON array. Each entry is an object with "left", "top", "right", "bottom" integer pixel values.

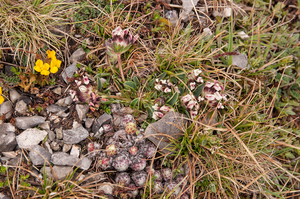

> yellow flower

[
  {"left": 40, "top": 63, "right": 50, "bottom": 76},
  {"left": 47, "top": 50, "right": 56, "bottom": 60},
  {"left": 0, "top": 87, "right": 4, "bottom": 104},
  {"left": 51, "top": 58, "right": 61, "bottom": 69},
  {"left": 50, "top": 66, "right": 58, "bottom": 74},
  {"left": 34, "top": 59, "right": 44, "bottom": 72}
]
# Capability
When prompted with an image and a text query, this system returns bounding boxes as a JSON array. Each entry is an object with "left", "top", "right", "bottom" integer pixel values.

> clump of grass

[{"left": 0, "top": 0, "right": 77, "bottom": 69}]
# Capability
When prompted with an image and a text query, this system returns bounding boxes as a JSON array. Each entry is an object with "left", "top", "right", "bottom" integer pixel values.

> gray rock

[
  {"left": 62, "top": 63, "right": 78, "bottom": 83},
  {"left": 79, "top": 157, "right": 92, "bottom": 170},
  {"left": 110, "top": 103, "right": 121, "bottom": 114},
  {"left": 50, "top": 141, "right": 61, "bottom": 151},
  {"left": 137, "top": 114, "right": 148, "bottom": 124},
  {"left": 15, "top": 116, "right": 45, "bottom": 129},
  {"left": 70, "top": 145, "right": 80, "bottom": 158},
  {"left": 0, "top": 101, "right": 13, "bottom": 119},
  {"left": 2, "top": 151, "right": 18, "bottom": 158},
  {"left": 85, "top": 118, "right": 94, "bottom": 129},
  {"left": 49, "top": 24, "right": 70, "bottom": 36},
  {"left": 52, "top": 166, "right": 73, "bottom": 180},
  {"left": 9, "top": 89, "right": 21, "bottom": 104},
  {"left": 92, "top": 113, "right": 112, "bottom": 133},
  {"left": 98, "top": 183, "right": 114, "bottom": 195},
  {"left": 16, "top": 128, "right": 48, "bottom": 149},
  {"left": 63, "top": 125, "right": 89, "bottom": 144},
  {"left": 70, "top": 48, "right": 86, "bottom": 63},
  {"left": 29, "top": 145, "right": 51, "bottom": 166},
  {"left": 51, "top": 152, "right": 79, "bottom": 166},
  {"left": 47, "top": 130, "right": 55, "bottom": 141},
  {"left": 144, "top": 111, "right": 187, "bottom": 153},
  {"left": 0, "top": 193, "right": 11, "bottom": 199},
  {"left": 63, "top": 144, "right": 72, "bottom": 153},
  {"left": 40, "top": 166, "right": 52, "bottom": 178},
  {"left": 55, "top": 127, "right": 63, "bottom": 140},
  {"left": 52, "top": 87, "right": 62, "bottom": 95},
  {"left": 0, "top": 123, "right": 16, "bottom": 152},
  {"left": 44, "top": 141, "right": 53, "bottom": 154},
  {"left": 76, "top": 104, "right": 89, "bottom": 121},
  {"left": 56, "top": 96, "right": 73, "bottom": 106},
  {"left": 232, "top": 53, "right": 251, "bottom": 69},
  {"left": 7, "top": 155, "right": 23, "bottom": 166},
  {"left": 46, "top": 104, "right": 68, "bottom": 113},
  {"left": 15, "top": 100, "right": 27, "bottom": 115},
  {"left": 112, "top": 114, "right": 123, "bottom": 127},
  {"left": 39, "top": 121, "right": 50, "bottom": 130}
]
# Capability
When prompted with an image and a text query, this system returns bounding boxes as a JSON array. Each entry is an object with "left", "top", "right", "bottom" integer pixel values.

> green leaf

[
  {"left": 130, "top": 98, "right": 139, "bottom": 108},
  {"left": 133, "top": 76, "right": 140, "bottom": 86},
  {"left": 124, "top": 81, "right": 137, "bottom": 91},
  {"left": 285, "top": 152, "right": 295, "bottom": 159},
  {"left": 157, "top": 72, "right": 167, "bottom": 80},
  {"left": 97, "top": 77, "right": 102, "bottom": 91},
  {"left": 166, "top": 92, "right": 179, "bottom": 106},
  {"left": 145, "top": 105, "right": 154, "bottom": 118},
  {"left": 193, "top": 84, "right": 204, "bottom": 97},
  {"left": 148, "top": 79, "right": 155, "bottom": 87}
]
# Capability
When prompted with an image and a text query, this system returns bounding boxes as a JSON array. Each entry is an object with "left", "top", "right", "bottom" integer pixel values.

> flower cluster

[
  {"left": 180, "top": 69, "right": 227, "bottom": 119},
  {"left": 0, "top": 87, "right": 4, "bottom": 104},
  {"left": 105, "top": 26, "right": 138, "bottom": 62},
  {"left": 151, "top": 104, "right": 173, "bottom": 120},
  {"left": 187, "top": 69, "right": 203, "bottom": 90},
  {"left": 154, "top": 79, "right": 179, "bottom": 93},
  {"left": 34, "top": 50, "right": 61, "bottom": 76},
  {"left": 69, "top": 75, "right": 103, "bottom": 111}
]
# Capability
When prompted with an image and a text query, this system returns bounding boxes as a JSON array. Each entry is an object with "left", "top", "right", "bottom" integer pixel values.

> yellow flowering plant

[
  {"left": 34, "top": 50, "right": 61, "bottom": 76},
  {"left": 0, "top": 87, "right": 4, "bottom": 104}
]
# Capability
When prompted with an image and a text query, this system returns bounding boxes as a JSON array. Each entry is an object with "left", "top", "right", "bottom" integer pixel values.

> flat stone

[
  {"left": 39, "top": 121, "right": 50, "bottom": 130},
  {"left": 15, "top": 100, "right": 27, "bottom": 115},
  {"left": 40, "top": 166, "right": 52, "bottom": 178},
  {"left": 76, "top": 104, "right": 89, "bottom": 121},
  {"left": 0, "top": 101, "right": 13, "bottom": 119},
  {"left": 70, "top": 48, "right": 86, "bottom": 63},
  {"left": 56, "top": 96, "right": 73, "bottom": 106},
  {"left": 9, "top": 89, "right": 21, "bottom": 104},
  {"left": 2, "top": 151, "right": 18, "bottom": 158},
  {"left": 79, "top": 157, "right": 92, "bottom": 170},
  {"left": 62, "top": 63, "right": 78, "bottom": 83},
  {"left": 52, "top": 87, "right": 62, "bottom": 95},
  {"left": 52, "top": 166, "right": 73, "bottom": 181},
  {"left": 29, "top": 145, "right": 51, "bottom": 166},
  {"left": 70, "top": 145, "right": 80, "bottom": 158},
  {"left": 47, "top": 130, "right": 55, "bottom": 141},
  {"left": 50, "top": 141, "right": 61, "bottom": 151},
  {"left": 44, "top": 141, "right": 53, "bottom": 154},
  {"left": 63, "top": 125, "right": 89, "bottom": 144},
  {"left": 0, "top": 123, "right": 16, "bottom": 152},
  {"left": 51, "top": 152, "right": 79, "bottom": 166},
  {"left": 144, "top": 111, "right": 187, "bottom": 153},
  {"left": 92, "top": 113, "right": 112, "bottom": 133},
  {"left": 15, "top": 116, "right": 45, "bottom": 130},
  {"left": 16, "top": 128, "right": 47, "bottom": 149},
  {"left": 63, "top": 144, "right": 72, "bottom": 153},
  {"left": 55, "top": 127, "right": 63, "bottom": 140},
  {"left": 46, "top": 104, "right": 68, "bottom": 113},
  {"left": 85, "top": 118, "right": 94, "bottom": 129},
  {"left": 98, "top": 183, "right": 114, "bottom": 195}
]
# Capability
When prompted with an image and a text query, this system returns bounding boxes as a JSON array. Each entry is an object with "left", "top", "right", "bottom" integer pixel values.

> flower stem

[{"left": 117, "top": 55, "right": 125, "bottom": 82}]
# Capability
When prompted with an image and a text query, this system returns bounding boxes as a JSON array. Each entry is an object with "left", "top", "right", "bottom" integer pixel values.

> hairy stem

[{"left": 117, "top": 55, "right": 125, "bottom": 82}]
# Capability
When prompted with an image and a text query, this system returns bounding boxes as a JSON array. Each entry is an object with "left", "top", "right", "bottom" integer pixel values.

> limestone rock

[{"left": 16, "top": 128, "right": 48, "bottom": 149}]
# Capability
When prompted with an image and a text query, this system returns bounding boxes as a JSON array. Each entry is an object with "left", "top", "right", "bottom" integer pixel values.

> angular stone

[
  {"left": 15, "top": 116, "right": 45, "bottom": 130},
  {"left": 51, "top": 152, "right": 79, "bottom": 166},
  {"left": 0, "top": 101, "right": 13, "bottom": 119},
  {"left": 46, "top": 104, "right": 68, "bottom": 113},
  {"left": 63, "top": 125, "right": 89, "bottom": 144},
  {"left": 0, "top": 123, "right": 16, "bottom": 152},
  {"left": 29, "top": 145, "right": 51, "bottom": 166},
  {"left": 50, "top": 141, "right": 61, "bottom": 151},
  {"left": 55, "top": 127, "right": 63, "bottom": 140},
  {"left": 63, "top": 144, "right": 72, "bottom": 153},
  {"left": 56, "top": 96, "right": 73, "bottom": 106},
  {"left": 39, "top": 121, "right": 50, "bottom": 130},
  {"left": 70, "top": 48, "right": 86, "bottom": 63},
  {"left": 98, "top": 183, "right": 114, "bottom": 195},
  {"left": 76, "top": 104, "right": 89, "bottom": 121},
  {"left": 144, "top": 111, "right": 187, "bottom": 153},
  {"left": 44, "top": 141, "right": 53, "bottom": 154},
  {"left": 9, "top": 89, "right": 21, "bottom": 104},
  {"left": 40, "top": 166, "right": 52, "bottom": 178},
  {"left": 62, "top": 63, "right": 78, "bottom": 83},
  {"left": 15, "top": 100, "right": 27, "bottom": 115},
  {"left": 52, "top": 166, "right": 73, "bottom": 181},
  {"left": 70, "top": 145, "right": 80, "bottom": 158},
  {"left": 16, "top": 128, "right": 48, "bottom": 149},
  {"left": 92, "top": 113, "right": 112, "bottom": 133},
  {"left": 47, "top": 130, "right": 55, "bottom": 141},
  {"left": 79, "top": 157, "right": 92, "bottom": 170},
  {"left": 52, "top": 87, "right": 62, "bottom": 95},
  {"left": 85, "top": 118, "right": 94, "bottom": 129}
]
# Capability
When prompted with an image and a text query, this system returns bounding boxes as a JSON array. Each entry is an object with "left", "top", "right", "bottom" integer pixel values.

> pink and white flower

[
  {"left": 205, "top": 94, "right": 215, "bottom": 101},
  {"left": 75, "top": 80, "right": 81, "bottom": 86},
  {"left": 190, "top": 110, "right": 198, "bottom": 119},
  {"left": 217, "top": 102, "right": 224, "bottom": 109},
  {"left": 198, "top": 96, "right": 204, "bottom": 101},
  {"left": 181, "top": 94, "right": 193, "bottom": 104},
  {"left": 190, "top": 82, "right": 196, "bottom": 90},
  {"left": 69, "top": 90, "right": 76, "bottom": 98},
  {"left": 153, "top": 111, "right": 164, "bottom": 120},
  {"left": 196, "top": 76, "right": 204, "bottom": 83},
  {"left": 83, "top": 76, "right": 89, "bottom": 85},
  {"left": 79, "top": 85, "right": 88, "bottom": 92},
  {"left": 164, "top": 87, "right": 171, "bottom": 93},
  {"left": 155, "top": 84, "right": 163, "bottom": 91},
  {"left": 214, "top": 92, "right": 223, "bottom": 100},
  {"left": 213, "top": 81, "right": 223, "bottom": 91},
  {"left": 152, "top": 103, "right": 159, "bottom": 111},
  {"left": 187, "top": 100, "right": 196, "bottom": 110},
  {"left": 193, "top": 69, "right": 202, "bottom": 77},
  {"left": 160, "top": 105, "right": 172, "bottom": 113}
]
